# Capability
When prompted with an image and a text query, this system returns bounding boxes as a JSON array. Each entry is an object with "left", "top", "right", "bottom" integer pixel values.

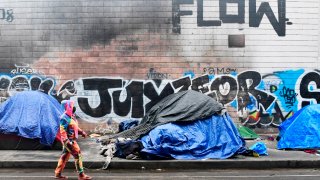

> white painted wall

[
  {"left": 176, "top": 0, "right": 320, "bottom": 73},
  {"left": 318, "top": 0, "right": 320, "bottom": 68}
]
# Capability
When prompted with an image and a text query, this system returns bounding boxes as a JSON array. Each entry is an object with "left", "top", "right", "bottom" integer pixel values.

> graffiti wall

[
  {"left": 1, "top": 68, "right": 320, "bottom": 130},
  {"left": 0, "top": 0, "right": 320, "bottom": 133},
  {"left": 62, "top": 69, "right": 320, "bottom": 128}
]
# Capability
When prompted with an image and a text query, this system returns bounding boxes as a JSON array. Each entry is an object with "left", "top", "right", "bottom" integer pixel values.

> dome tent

[
  {"left": 0, "top": 91, "right": 63, "bottom": 150},
  {"left": 278, "top": 104, "right": 320, "bottom": 149}
]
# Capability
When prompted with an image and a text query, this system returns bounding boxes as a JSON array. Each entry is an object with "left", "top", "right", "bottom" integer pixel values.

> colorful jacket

[{"left": 59, "top": 100, "right": 84, "bottom": 142}]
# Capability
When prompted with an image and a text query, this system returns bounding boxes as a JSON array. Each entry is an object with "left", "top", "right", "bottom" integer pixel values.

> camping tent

[
  {"left": 277, "top": 104, "right": 320, "bottom": 149},
  {"left": 0, "top": 91, "right": 63, "bottom": 149},
  {"left": 140, "top": 113, "right": 246, "bottom": 160},
  {"left": 101, "top": 90, "right": 225, "bottom": 140}
]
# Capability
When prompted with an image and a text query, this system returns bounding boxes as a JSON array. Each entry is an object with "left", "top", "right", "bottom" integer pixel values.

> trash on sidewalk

[
  {"left": 239, "top": 149, "right": 260, "bottom": 157},
  {"left": 89, "top": 133, "right": 101, "bottom": 138},
  {"left": 0, "top": 91, "right": 63, "bottom": 150},
  {"left": 304, "top": 149, "right": 320, "bottom": 156},
  {"left": 277, "top": 104, "right": 320, "bottom": 150},
  {"left": 92, "top": 119, "right": 119, "bottom": 135},
  {"left": 100, "top": 143, "right": 116, "bottom": 169},
  {"left": 249, "top": 142, "right": 268, "bottom": 156}
]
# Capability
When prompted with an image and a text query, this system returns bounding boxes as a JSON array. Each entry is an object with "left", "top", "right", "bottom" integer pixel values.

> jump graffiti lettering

[
  {"left": 172, "top": 0, "right": 290, "bottom": 36},
  {"left": 64, "top": 71, "right": 276, "bottom": 120}
]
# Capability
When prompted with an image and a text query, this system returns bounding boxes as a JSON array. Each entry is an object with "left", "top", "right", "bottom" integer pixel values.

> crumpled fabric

[
  {"left": 100, "top": 137, "right": 135, "bottom": 169},
  {"left": 114, "top": 140, "right": 143, "bottom": 158},
  {"left": 118, "top": 119, "right": 140, "bottom": 133},
  {"left": 101, "top": 143, "right": 116, "bottom": 170}
]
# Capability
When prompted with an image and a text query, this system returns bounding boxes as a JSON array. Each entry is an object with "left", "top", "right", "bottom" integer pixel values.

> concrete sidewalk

[{"left": 0, "top": 137, "right": 319, "bottom": 170}]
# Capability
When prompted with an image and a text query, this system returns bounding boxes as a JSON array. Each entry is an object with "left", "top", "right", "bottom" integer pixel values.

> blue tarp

[
  {"left": 140, "top": 113, "right": 246, "bottom": 160},
  {"left": 278, "top": 104, "right": 320, "bottom": 149},
  {"left": 0, "top": 91, "right": 63, "bottom": 146}
]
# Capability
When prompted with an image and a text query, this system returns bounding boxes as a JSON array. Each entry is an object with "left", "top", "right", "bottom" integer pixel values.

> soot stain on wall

[{"left": 0, "top": 0, "right": 171, "bottom": 68}]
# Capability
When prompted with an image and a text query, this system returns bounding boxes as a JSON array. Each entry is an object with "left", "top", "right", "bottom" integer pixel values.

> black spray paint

[
  {"left": 71, "top": 71, "right": 320, "bottom": 120},
  {"left": 299, "top": 72, "right": 320, "bottom": 107},
  {"left": 74, "top": 71, "right": 278, "bottom": 118},
  {"left": 172, "top": 0, "right": 289, "bottom": 36}
]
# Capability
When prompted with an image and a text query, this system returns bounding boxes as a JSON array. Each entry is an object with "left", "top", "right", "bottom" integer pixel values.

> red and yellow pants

[{"left": 55, "top": 140, "right": 84, "bottom": 175}]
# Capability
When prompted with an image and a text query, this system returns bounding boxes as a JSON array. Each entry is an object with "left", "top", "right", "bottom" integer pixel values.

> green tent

[{"left": 237, "top": 125, "right": 259, "bottom": 139}]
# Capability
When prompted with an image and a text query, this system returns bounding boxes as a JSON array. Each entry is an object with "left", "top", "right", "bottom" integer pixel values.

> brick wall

[{"left": 0, "top": 0, "right": 320, "bottom": 133}]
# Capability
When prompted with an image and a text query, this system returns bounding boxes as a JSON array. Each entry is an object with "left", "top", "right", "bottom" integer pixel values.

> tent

[
  {"left": 140, "top": 113, "right": 246, "bottom": 160},
  {"left": 0, "top": 91, "right": 63, "bottom": 149},
  {"left": 101, "top": 90, "right": 246, "bottom": 160},
  {"left": 237, "top": 125, "right": 259, "bottom": 140},
  {"left": 277, "top": 104, "right": 320, "bottom": 149},
  {"left": 101, "top": 90, "right": 225, "bottom": 140}
]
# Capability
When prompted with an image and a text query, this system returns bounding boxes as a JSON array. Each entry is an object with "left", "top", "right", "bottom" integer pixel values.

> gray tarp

[{"left": 100, "top": 90, "right": 224, "bottom": 140}]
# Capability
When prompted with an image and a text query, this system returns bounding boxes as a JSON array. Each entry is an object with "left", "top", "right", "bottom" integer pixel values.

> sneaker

[
  {"left": 78, "top": 173, "right": 92, "bottom": 180},
  {"left": 54, "top": 173, "right": 68, "bottom": 179}
]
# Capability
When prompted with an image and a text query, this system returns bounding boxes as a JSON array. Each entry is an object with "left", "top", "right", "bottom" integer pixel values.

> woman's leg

[
  {"left": 55, "top": 147, "right": 71, "bottom": 179},
  {"left": 68, "top": 141, "right": 84, "bottom": 174},
  {"left": 69, "top": 141, "right": 92, "bottom": 180}
]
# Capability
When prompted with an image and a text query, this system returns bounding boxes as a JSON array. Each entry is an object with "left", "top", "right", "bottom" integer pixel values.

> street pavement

[
  {"left": 0, "top": 136, "right": 320, "bottom": 170},
  {"left": 1, "top": 168, "right": 320, "bottom": 180}
]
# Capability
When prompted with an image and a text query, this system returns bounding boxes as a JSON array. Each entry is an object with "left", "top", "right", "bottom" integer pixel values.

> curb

[{"left": 1, "top": 159, "right": 320, "bottom": 169}]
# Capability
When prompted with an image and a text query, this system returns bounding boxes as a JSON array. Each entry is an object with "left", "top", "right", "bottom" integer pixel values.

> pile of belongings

[
  {"left": 277, "top": 104, "right": 320, "bottom": 150},
  {"left": 99, "top": 90, "right": 249, "bottom": 168},
  {"left": 0, "top": 91, "right": 63, "bottom": 150}
]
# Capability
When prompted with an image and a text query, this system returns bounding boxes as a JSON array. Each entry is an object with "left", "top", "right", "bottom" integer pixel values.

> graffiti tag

[
  {"left": 146, "top": 68, "right": 169, "bottom": 79},
  {"left": 10, "top": 64, "right": 43, "bottom": 75},
  {"left": 0, "top": 8, "right": 14, "bottom": 22},
  {"left": 279, "top": 86, "right": 297, "bottom": 108},
  {"left": 172, "top": 0, "right": 290, "bottom": 36},
  {"left": 203, "top": 67, "right": 237, "bottom": 75}
]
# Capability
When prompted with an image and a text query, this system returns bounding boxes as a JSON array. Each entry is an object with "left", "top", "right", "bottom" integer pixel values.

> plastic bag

[{"left": 249, "top": 142, "right": 268, "bottom": 156}]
